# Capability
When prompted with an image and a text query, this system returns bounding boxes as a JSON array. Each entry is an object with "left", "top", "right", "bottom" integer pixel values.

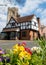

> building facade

[
  {"left": 1, "top": 7, "right": 41, "bottom": 40},
  {"left": 40, "top": 25, "right": 46, "bottom": 39}
]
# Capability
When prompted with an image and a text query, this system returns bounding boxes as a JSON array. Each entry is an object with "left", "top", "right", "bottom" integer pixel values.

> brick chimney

[{"left": 37, "top": 18, "right": 41, "bottom": 37}]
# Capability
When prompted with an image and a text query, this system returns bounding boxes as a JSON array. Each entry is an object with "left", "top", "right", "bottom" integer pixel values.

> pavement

[{"left": 0, "top": 40, "right": 39, "bottom": 49}]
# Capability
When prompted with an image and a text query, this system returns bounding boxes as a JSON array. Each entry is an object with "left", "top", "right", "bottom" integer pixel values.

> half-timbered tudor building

[{"left": 1, "top": 7, "right": 40, "bottom": 40}]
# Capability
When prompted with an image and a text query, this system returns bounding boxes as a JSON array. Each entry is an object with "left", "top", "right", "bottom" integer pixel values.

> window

[
  {"left": 22, "top": 31, "right": 26, "bottom": 37},
  {"left": 26, "top": 22, "right": 28, "bottom": 25},
  {"left": 22, "top": 26, "right": 25, "bottom": 29},
  {"left": 17, "top": 23, "right": 20, "bottom": 26},
  {"left": 32, "top": 21, "right": 34, "bottom": 25},
  {"left": 15, "top": 23, "right": 17, "bottom": 26},
  {"left": 11, "top": 23, "right": 15, "bottom": 26},
  {"left": 10, "top": 32, "right": 15, "bottom": 38},
  {"left": 23, "top": 23, "right": 25, "bottom": 25},
  {"left": 21, "top": 23, "right": 23, "bottom": 26},
  {"left": 28, "top": 25, "right": 30, "bottom": 29},
  {"left": 21, "top": 26, "right": 23, "bottom": 29},
  {"left": 10, "top": 19, "right": 15, "bottom": 23},
  {"left": 26, "top": 25, "right": 29, "bottom": 29},
  {"left": 34, "top": 22, "right": 36, "bottom": 26}
]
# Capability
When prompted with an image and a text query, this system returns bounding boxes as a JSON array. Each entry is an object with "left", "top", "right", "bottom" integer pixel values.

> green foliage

[
  {"left": 0, "top": 40, "right": 46, "bottom": 65},
  {"left": 38, "top": 38, "right": 46, "bottom": 65},
  {"left": 31, "top": 53, "right": 42, "bottom": 65}
]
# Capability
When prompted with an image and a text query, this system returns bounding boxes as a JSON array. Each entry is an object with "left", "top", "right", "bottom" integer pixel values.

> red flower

[
  {"left": 21, "top": 41, "right": 26, "bottom": 46},
  {"left": 25, "top": 48, "right": 32, "bottom": 55}
]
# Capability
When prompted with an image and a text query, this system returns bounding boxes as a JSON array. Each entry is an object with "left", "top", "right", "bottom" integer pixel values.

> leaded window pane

[
  {"left": 10, "top": 19, "right": 15, "bottom": 23},
  {"left": 21, "top": 23, "right": 23, "bottom": 26},
  {"left": 22, "top": 26, "right": 25, "bottom": 29},
  {"left": 17, "top": 23, "right": 20, "bottom": 26},
  {"left": 28, "top": 25, "right": 30, "bottom": 29},
  {"left": 21, "top": 26, "right": 23, "bottom": 29},
  {"left": 26, "top": 22, "right": 28, "bottom": 25},
  {"left": 23, "top": 23, "right": 25, "bottom": 25}
]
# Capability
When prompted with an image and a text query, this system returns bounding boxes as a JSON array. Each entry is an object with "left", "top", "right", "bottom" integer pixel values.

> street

[{"left": 0, "top": 40, "right": 39, "bottom": 49}]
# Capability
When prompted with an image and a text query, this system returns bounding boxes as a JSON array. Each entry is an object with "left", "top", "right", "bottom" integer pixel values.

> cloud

[
  {"left": 19, "top": 0, "right": 44, "bottom": 16},
  {"left": 35, "top": 8, "right": 46, "bottom": 25},
  {"left": 0, "top": 14, "right": 7, "bottom": 21},
  {"left": 41, "top": 9, "right": 46, "bottom": 18},
  {"left": 0, "top": 21, "right": 7, "bottom": 32},
  {"left": 40, "top": 9, "right": 46, "bottom": 25},
  {"left": 0, "top": 0, "right": 46, "bottom": 32},
  {"left": 36, "top": 8, "right": 43, "bottom": 13},
  {"left": 41, "top": 18, "right": 46, "bottom": 25},
  {"left": 0, "top": 0, "right": 16, "bottom": 32},
  {"left": 15, "top": 0, "right": 26, "bottom": 7},
  {"left": 0, "top": 12, "right": 7, "bottom": 32}
]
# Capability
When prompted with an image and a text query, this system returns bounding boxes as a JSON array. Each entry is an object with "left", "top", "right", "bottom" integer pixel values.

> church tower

[{"left": 7, "top": 7, "right": 20, "bottom": 22}]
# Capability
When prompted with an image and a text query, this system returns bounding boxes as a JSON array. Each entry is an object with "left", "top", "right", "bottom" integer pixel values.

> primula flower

[
  {"left": 25, "top": 48, "right": 32, "bottom": 55},
  {"left": 2, "top": 57, "right": 5, "bottom": 63},
  {"left": 0, "top": 48, "right": 2, "bottom": 50},
  {"left": 0, "top": 48, "right": 4, "bottom": 55},
  {"left": 6, "top": 58, "right": 10, "bottom": 63},
  {"left": 19, "top": 46, "right": 25, "bottom": 51},
  {"left": 0, "top": 57, "right": 2, "bottom": 62},
  {"left": 19, "top": 51, "right": 31, "bottom": 60},
  {"left": 23, "top": 61, "right": 29, "bottom": 65},
  {"left": 18, "top": 43, "right": 21, "bottom": 46},
  {"left": 21, "top": 41, "right": 26, "bottom": 47},
  {"left": 31, "top": 46, "right": 42, "bottom": 54},
  {"left": 13, "top": 44, "right": 25, "bottom": 54},
  {"left": 13, "top": 44, "right": 20, "bottom": 51}
]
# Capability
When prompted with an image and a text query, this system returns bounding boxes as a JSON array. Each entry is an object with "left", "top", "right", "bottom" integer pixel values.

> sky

[{"left": 0, "top": 0, "right": 46, "bottom": 32}]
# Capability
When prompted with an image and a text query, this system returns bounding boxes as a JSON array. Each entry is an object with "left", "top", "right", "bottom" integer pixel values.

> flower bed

[{"left": 0, "top": 41, "right": 43, "bottom": 65}]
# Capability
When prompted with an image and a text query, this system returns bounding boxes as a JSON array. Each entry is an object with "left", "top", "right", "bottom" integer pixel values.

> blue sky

[{"left": 0, "top": 0, "right": 46, "bottom": 32}]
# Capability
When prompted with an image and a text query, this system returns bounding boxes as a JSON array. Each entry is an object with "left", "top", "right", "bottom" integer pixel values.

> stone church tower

[{"left": 7, "top": 7, "right": 20, "bottom": 22}]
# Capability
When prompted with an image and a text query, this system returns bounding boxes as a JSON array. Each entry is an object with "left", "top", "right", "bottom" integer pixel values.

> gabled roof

[
  {"left": 17, "top": 14, "right": 34, "bottom": 23},
  {"left": 9, "top": 14, "right": 35, "bottom": 23}
]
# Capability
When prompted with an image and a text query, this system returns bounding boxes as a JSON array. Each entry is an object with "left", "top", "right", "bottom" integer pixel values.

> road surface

[{"left": 0, "top": 40, "right": 39, "bottom": 49}]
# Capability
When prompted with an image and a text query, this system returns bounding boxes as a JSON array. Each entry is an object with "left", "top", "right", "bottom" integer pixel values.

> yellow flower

[
  {"left": 13, "top": 44, "right": 25, "bottom": 53},
  {"left": 13, "top": 44, "right": 20, "bottom": 54},
  {"left": 22, "top": 61, "right": 29, "bottom": 65},
  {"left": 13, "top": 49, "right": 18, "bottom": 54},
  {"left": 25, "top": 53, "right": 31, "bottom": 60},
  {"left": 19, "top": 51, "right": 25, "bottom": 58},
  {"left": 19, "top": 51, "right": 31, "bottom": 60},
  {"left": 13, "top": 44, "right": 19, "bottom": 49},
  {"left": 13, "top": 44, "right": 31, "bottom": 60},
  {"left": 19, "top": 46, "right": 25, "bottom": 51}
]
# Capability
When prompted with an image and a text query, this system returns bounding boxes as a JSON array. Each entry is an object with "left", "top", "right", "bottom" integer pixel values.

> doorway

[{"left": 6, "top": 32, "right": 11, "bottom": 40}]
